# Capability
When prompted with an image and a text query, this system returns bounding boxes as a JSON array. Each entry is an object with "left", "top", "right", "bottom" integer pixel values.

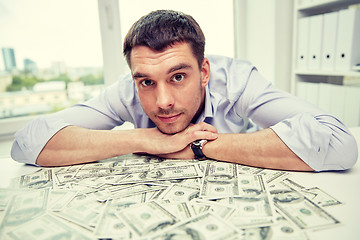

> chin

[{"left": 157, "top": 123, "right": 188, "bottom": 135}]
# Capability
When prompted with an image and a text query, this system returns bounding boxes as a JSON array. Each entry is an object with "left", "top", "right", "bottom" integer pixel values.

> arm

[
  {"left": 36, "top": 122, "right": 218, "bottom": 167},
  {"left": 157, "top": 128, "right": 312, "bottom": 171},
  {"left": 203, "top": 129, "right": 313, "bottom": 171},
  {"left": 11, "top": 73, "right": 218, "bottom": 167},
  {"left": 158, "top": 68, "right": 358, "bottom": 171}
]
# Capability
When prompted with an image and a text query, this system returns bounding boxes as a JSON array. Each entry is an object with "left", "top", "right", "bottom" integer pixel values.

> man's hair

[{"left": 123, "top": 10, "right": 205, "bottom": 68}]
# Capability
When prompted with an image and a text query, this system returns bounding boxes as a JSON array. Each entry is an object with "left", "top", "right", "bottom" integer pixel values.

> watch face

[{"left": 192, "top": 140, "right": 207, "bottom": 149}]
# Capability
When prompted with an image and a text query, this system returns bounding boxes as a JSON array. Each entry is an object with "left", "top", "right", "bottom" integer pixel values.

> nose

[{"left": 156, "top": 83, "right": 174, "bottom": 109}]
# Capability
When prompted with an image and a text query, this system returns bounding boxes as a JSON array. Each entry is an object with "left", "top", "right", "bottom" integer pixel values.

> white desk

[{"left": 0, "top": 127, "right": 359, "bottom": 239}]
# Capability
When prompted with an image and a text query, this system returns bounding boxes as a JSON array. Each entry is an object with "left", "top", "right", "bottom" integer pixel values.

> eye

[
  {"left": 140, "top": 79, "right": 154, "bottom": 87},
  {"left": 171, "top": 74, "right": 184, "bottom": 82}
]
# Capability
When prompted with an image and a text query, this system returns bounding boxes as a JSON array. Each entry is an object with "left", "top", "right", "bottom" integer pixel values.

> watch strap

[{"left": 190, "top": 139, "right": 208, "bottom": 159}]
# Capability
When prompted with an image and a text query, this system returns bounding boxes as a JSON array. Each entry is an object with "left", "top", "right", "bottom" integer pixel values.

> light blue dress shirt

[{"left": 11, "top": 55, "right": 358, "bottom": 171}]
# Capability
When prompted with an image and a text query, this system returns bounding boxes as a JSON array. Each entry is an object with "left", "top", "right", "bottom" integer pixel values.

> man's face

[{"left": 130, "top": 42, "right": 210, "bottom": 134}]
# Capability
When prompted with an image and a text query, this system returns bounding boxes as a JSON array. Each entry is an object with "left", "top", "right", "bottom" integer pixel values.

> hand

[
  {"left": 155, "top": 144, "right": 194, "bottom": 159},
  {"left": 137, "top": 122, "right": 218, "bottom": 156}
]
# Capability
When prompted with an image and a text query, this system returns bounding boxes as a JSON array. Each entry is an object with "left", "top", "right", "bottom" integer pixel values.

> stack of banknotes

[{"left": 0, "top": 154, "right": 342, "bottom": 239}]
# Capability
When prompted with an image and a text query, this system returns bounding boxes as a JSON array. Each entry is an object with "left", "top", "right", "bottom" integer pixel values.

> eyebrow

[
  {"left": 167, "top": 63, "right": 192, "bottom": 74},
  {"left": 132, "top": 63, "right": 193, "bottom": 80}
]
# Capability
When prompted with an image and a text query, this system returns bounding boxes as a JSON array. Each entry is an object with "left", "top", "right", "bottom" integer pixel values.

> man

[{"left": 11, "top": 10, "right": 357, "bottom": 171}]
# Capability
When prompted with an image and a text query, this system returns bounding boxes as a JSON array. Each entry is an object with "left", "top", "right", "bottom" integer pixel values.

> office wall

[{"left": 234, "top": 0, "right": 293, "bottom": 92}]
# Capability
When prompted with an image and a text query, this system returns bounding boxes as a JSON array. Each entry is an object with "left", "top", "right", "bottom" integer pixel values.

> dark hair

[{"left": 123, "top": 10, "right": 205, "bottom": 68}]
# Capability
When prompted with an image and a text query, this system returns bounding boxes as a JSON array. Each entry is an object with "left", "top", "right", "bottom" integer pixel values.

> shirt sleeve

[
  {"left": 236, "top": 69, "right": 358, "bottom": 171},
  {"left": 11, "top": 76, "right": 135, "bottom": 165}
]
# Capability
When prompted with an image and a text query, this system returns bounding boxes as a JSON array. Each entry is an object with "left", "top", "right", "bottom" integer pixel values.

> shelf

[
  {"left": 292, "top": 0, "right": 360, "bottom": 127},
  {"left": 295, "top": 70, "right": 360, "bottom": 77},
  {"left": 297, "top": 0, "right": 360, "bottom": 12}
]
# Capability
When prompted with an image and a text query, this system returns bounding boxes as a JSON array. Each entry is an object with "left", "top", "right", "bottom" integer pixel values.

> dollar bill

[
  {"left": 191, "top": 199, "right": 236, "bottom": 219},
  {"left": 53, "top": 170, "right": 79, "bottom": 186},
  {"left": 298, "top": 187, "right": 341, "bottom": 207},
  {"left": 231, "top": 209, "right": 310, "bottom": 240},
  {"left": 75, "top": 164, "right": 150, "bottom": 179},
  {"left": 122, "top": 156, "right": 166, "bottom": 167},
  {"left": 76, "top": 174, "right": 130, "bottom": 189},
  {"left": 158, "top": 183, "right": 200, "bottom": 202},
  {"left": 118, "top": 201, "right": 179, "bottom": 237},
  {"left": 160, "top": 201, "right": 195, "bottom": 221},
  {"left": 53, "top": 200, "right": 105, "bottom": 232},
  {"left": 0, "top": 211, "right": 4, "bottom": 228},
  {"left": 237, "top": 165, "right": 263, "bottom": 174},
  {"left": 0, "top": 188, "right": 49, "bottom": 235},
  {"left": 281, "top": 177, "right": 306, "bottom": 190},
  {"left": 216, "top": 175, "right": 275, "bottom": 228},
  {"left": 200, "top": 162, "right": 240, "bottom": 198},
  {"left": 95, "top": 192, "right": 147, "bottom": 237},
  {"left": 269, "top": 209, "right": 309, "bottom": 240},
  {"left": 152, "top": 212, "right": 239, "bottom": 240},
  {"left": 237, "top": 165, "right": 288, "bottom": 183},
  {"left": 269, "top": 181, "right": 340, "bottom": 230},
  {"left": 117, "top": 164, "right": 203, "bottom": 184},
  {"left": 97, "top": 183, "right": 167, "bottom": 202},
  {"left": 0, "top": 188, "right": 29, "bottom": 211},
  {"left": 11, "top": 169, "right": 53, "bottom": 189},
  {"left": 6, "top": 214, "right": 92, "bottom": 240},
  {"left": 151, "top": 177, "right": 202, "bottom": 188},
  {"left": 255, "top": 169, "right": 289, "bottom": 183},
  {"left": 48, "top": 189, "right": 78, "bottom": 212},
  {"left": 281, "top": 178, "right": 341, "bottom": 207},
  {"left": 94, "top": 199, "right": 133, "bottom": 239}
]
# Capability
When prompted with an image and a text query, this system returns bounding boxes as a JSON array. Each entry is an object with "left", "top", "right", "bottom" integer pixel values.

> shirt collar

[{"left": 195, "top": 84, "right": 214, "bottom": 123}]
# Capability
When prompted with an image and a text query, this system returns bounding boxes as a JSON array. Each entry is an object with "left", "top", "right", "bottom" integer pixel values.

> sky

[{"left": 0, "top": 0, "right": 234, "bottom": 70}]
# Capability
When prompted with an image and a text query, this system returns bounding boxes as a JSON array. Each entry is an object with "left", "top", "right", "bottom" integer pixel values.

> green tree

[
  {"left": 6, "top": 75, "right": 43, "bottom": 92},
  {"left": 49, "top": 74, "right": 71, "bottom": 83},
  {"left": 78, "top": 74, "right": 104, "bottom": 85}
]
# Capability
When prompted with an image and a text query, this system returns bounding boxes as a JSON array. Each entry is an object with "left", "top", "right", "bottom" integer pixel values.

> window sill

[{"left": 0, "top": 115, "right": 37, "bottom": 141}]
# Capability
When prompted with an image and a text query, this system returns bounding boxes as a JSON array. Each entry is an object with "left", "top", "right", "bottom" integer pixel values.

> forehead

[{"left": 130, "top": 42, "right": 198, "bottom": 73}]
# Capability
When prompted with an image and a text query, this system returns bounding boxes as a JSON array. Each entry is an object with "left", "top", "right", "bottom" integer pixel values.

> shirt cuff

[
  {"left": 270, "top": 113, "right": 332, "bottom": 171},
  {"left": 11, "top": 116, "right": 71, "bottom": 165}
]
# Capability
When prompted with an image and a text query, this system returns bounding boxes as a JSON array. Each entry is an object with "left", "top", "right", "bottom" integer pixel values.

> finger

[
  {"left": 185, "top": 122, "right": 218, "bottom": 134},
  {"left": 182, "top": 122, "right": 218, "bottom": 142},
  {"left": 198, "top": 122, "right": 218, "bottom": 133},
  {"left": 191, "top": 130, "right": 218, "bottom": 141}
]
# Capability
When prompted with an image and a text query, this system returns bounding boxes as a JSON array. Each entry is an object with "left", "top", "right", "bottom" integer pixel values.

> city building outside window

[{"left": 0, "top": 0, "right": 104, "bottom": 120}]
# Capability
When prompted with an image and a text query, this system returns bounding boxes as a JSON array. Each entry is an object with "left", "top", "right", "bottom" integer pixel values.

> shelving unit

[
  {"left": 297, "top": 0, "right": 360, "bottom": 12},
  {"left": 291, "top": 0, "right": 360, "bottom": 127}
]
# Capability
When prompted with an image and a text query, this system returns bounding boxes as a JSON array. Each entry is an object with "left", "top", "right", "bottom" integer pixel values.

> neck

[{"left": 191, "top": 88, "right": 206, "bottom": 123}]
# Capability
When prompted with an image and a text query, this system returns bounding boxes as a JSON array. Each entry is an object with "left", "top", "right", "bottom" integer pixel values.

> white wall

[
  {"left": 118, "top": 0, "right": 234, "bottom": 58},
  {"left": 234, "top": 0, "right": 293, "bottom": 92}
]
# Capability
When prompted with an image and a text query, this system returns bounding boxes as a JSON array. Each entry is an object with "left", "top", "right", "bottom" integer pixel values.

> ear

[{"left": 200, "top": 57, "right": 210, "bottom": 87}]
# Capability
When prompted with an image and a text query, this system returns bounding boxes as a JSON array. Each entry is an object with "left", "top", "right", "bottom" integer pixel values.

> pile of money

[{"left": 0, "top": 154, "right": 342, "bottom": 239}]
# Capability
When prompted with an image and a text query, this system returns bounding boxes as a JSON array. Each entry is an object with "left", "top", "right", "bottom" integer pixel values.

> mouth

[{"left": 157, "top": 113, "right": 182, "bottom": 123}]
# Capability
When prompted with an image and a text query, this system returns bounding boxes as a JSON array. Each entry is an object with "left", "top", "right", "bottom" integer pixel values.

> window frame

[{"left": 0, "top": 0, "right": 125, "bottom": 141}]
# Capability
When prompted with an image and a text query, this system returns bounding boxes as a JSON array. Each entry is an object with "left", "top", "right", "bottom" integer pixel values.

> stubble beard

[
  {"left": 148, "top": 78, "right": 204, "bottom": 135},
  {"left": 153, "top": 109, "right": 191, "bottom": 135}
]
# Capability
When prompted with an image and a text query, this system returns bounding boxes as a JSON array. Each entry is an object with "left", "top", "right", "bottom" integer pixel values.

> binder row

[
  {"left": 297, "top": 82, "right": 360, "bottom": 127},
  {"left": 296, "top": 8, "right": 360, "bottom": 72}
]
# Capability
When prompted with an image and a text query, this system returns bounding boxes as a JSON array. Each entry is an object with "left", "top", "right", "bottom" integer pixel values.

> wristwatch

[{"left": 190, "top": 139, "right": 208, "bottom": 159}]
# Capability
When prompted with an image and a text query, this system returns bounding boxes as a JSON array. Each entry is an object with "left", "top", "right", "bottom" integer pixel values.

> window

[{"left": 0, "top": 0, "right": 103, "bottom": 120}]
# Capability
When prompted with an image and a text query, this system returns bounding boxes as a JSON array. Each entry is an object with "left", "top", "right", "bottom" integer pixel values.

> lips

[{"left": 157, "top": 113, "right": 182, "bottom": 123}]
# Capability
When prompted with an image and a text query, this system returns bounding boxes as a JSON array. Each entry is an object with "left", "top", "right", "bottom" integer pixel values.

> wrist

[
  {"left": 190, "top": 139, "right": 208, "bottom": 159},
  {"left": 115, "top": 128, "right": 147, "bottom": 154}
]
